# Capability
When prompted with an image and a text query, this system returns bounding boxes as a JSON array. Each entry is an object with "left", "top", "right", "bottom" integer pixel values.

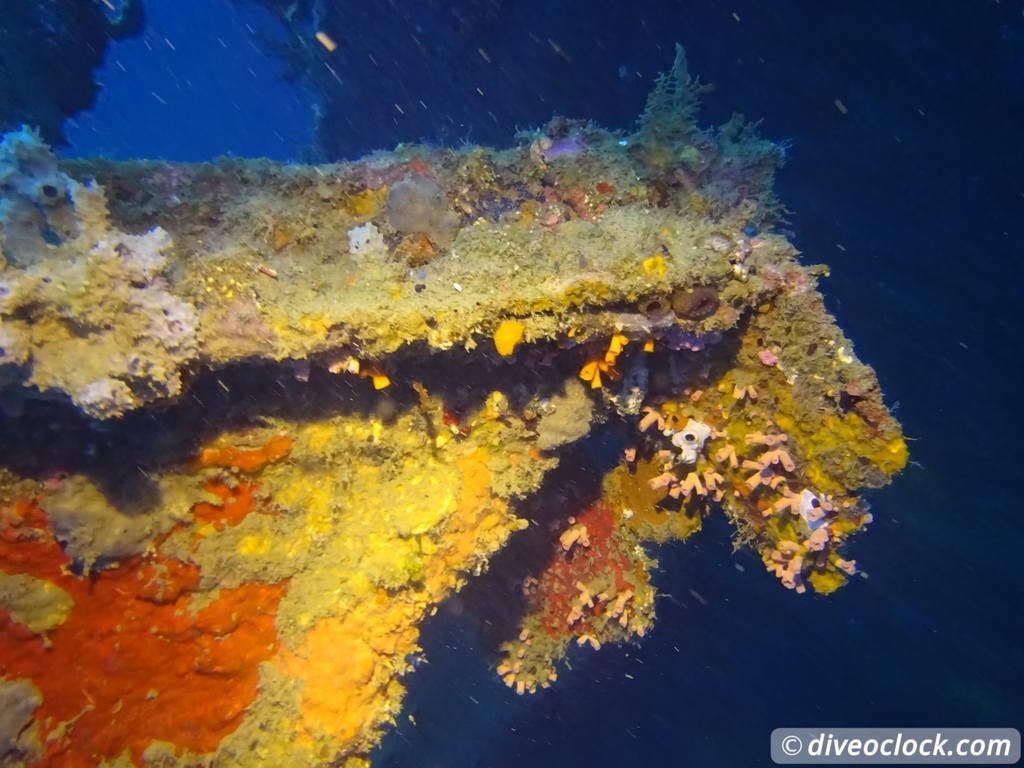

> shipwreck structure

[{"left": 0, "top": 48, "right": 904, "bottom": 767}]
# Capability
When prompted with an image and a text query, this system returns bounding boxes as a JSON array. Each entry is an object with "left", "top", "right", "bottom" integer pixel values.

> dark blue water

[{"left": 36, "top": 0, "right": 1024, "bottom": 764}]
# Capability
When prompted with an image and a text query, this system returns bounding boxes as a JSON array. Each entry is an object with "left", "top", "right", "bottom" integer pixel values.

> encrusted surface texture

[{"left": 0, "top": 48, "right": 904, "bottom": 768}]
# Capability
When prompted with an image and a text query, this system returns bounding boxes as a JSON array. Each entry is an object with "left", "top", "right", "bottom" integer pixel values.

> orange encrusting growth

[
  {"left": 492, "top": 319, "right": 526, "bottom": 357},
  {"left": 0, "top": 499, "right": 62, "bottom": 578},
  {"left": 0, "top": 500, "right": 286, "bottom": 768},
  {"left": 276, "top": 450, "right": 511, "bottom": 757},
  {"left": 424, "top": 452, "right": 502, "bottom": 588},
  {"left": 193, "top": 479, "right": 264, "bottom": 529},
  {"left": 277, "top": 600, "right": 420, "bottom": 748},
  {"left": 190, "top": 434, "right": 293, "bottom": 472},
  {"left": 408, "top": 159, "right": 431, "bottom": 175}
]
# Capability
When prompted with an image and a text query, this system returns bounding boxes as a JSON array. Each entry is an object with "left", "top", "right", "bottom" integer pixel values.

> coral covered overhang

[{"left": 0, "top": 47, "right": 904, "bottom": 768}]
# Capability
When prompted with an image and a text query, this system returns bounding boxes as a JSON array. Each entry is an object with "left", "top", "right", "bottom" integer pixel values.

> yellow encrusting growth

[
  {"left": 0, "top": 572, "right": 75, "bottom": 635},
  {"left": 154, "top": 393, "right": 544, "bottom": 765}
]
